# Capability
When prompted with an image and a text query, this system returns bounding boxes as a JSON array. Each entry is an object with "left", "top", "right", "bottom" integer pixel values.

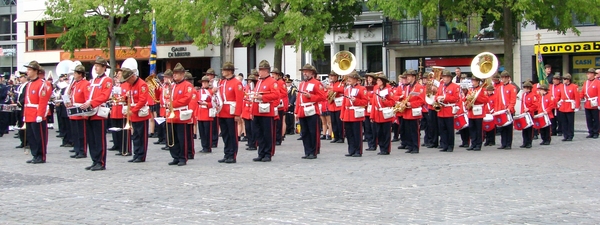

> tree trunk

[
  {"left": 502, "top": 4, "right": 514, "bottom": 77},
  {"left": 274, "top": 46, "right": 283, "bottom": 71},
  {"left": 108, "top": 16, "right": 117, "bottom": 78}
]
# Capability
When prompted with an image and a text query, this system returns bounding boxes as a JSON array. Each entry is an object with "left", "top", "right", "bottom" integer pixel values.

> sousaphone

[
  {"left": 331, "top": 51, "right": 357, "bottom": 76},
  {"left": 471, "top": 52, "right": 499, "bottom": 79}
]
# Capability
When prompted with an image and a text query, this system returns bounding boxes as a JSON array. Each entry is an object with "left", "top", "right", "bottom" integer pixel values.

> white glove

[
  {"left": 36, "top": 116, "right": 42, "bottom": 123},
  {"left": 122, "top": 106, "right": 128, "bottom": 115}
]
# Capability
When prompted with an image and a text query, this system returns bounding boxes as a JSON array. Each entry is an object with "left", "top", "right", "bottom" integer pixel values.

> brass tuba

[
  {"left": 145, "top": 74, "right": 161, "bottom": 103},
  {"left": 470, "top": 52, "right": 499, "bottom": 79},
  {"left": 331, "top": 51, "right": 357, "bottom": 76}
]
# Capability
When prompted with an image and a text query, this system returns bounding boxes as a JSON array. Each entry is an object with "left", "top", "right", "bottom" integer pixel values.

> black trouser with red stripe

[
  {"left": 275, "top": 110, "right": 284, "bottom": 143},
  {"left": 86, "top": 119, "right": 107, "bottom": 167},
  {"left": 344, "top": 121, "right": 362, "bottom": 155},
  {"left": 425, "top": 110, "right": 439, "bottom": 146},
  {"left": 299, "top": 115, "right": 319, "bottom": 156},
  {"left": 402, "top": 119, "right": 420, "bottom": 152},
  {"left": 584, "top": 108, "right": 599, "bottom": 136},
  {"left": 219, "top": 118, "right": 238, "bottom": 160},
  {"left": 198, "top": 120, "right": 213, "bottom": 151},
  {"left": 244, "top": 119, "right": 256, "bottom": 148},
  {"left": 27, "top": 121, "right": 48, "bottom": 162},
  {"left": 132, "top": 120, "right": 149, "bottom": 161},
  {"left": 186, "top": 123, "right": 195, "bottom": 159},
  {"left": 167, "top": 123, "right": 187, "bottom": 163},
  {"left": 73, "top": 120, "right": 87, "bottom": 156},
  {"left": 364, "top": 116, "right": 376, "bottom": 149},
  {"left": 253, "top": 116, "right": 274, "bottom": 159},
  {"left": 373, "top": 121, "right": 391, "bottom": 154},
  {"left": 330, "top": 110, "right": 344, "bottom": 141},
  {"left": 438, "top": 117, "right": 454, "bottom": 150}
]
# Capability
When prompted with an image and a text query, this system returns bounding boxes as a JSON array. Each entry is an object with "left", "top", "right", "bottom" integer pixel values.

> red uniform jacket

[
  {"left": 88, "top": 74, "right": 113, "bottom": 120},
  {"left": 328, "top": 80, "right": 344, "bottom": 112},
  {"left": 340, "top": 84, "right": 368, "bottom": 122},
  {"left": 110, "top": 84, "right": 127, "bottom": 119},
  {"left": 241, "top": 85, "right": 253, "bottom": 120},
  {"left": 275, "top": 78, "right": 288, "bottom": 112},
  {"left": 370, "top": 85, "right": 395, "bottom": 123},
  {"left": 466, "top": 86, "right": 490, "bottom": 119},
  {"left": 159, "top": 84, "right": 170, "bottom": 117},
  {"left": 549, "top": 83, "right": 561, "bottom": 108},
  {"left": 435, "top": 82, "right": 461, "bottom": 118},
  {"left": 69, "top": 79, "right": 90, "bottom": 121},
  {"left": 196, "top": 88, "right": 213, "bottom": 121},
  {"left": 557, "top": 83, "right": 580, "bottom": 113},
  {"left": 486, "top": 92, "right": 497, "bottom": 115},
  {"left": 365, "top": 86, "right": 375, "bottom": 117},
  {"left": 536, "top": 93, "right": 555, "bottom": 119},
  {"left": 294, "top": 77, "right": 326, "bottom": 118},
  {"left": 521, "top": 91, "right": 539, "bottom": 116},
  {"left": 24, "top": 78, "right": 52, "bottom": 122},
  {"left": 122, "top": 78, "right": 150, "bottom": 122},
  {"left": 251, "top": 77, "right": 280, "bottom": 117},
  {"left": 494, "top": 83, "right": 517, "bottom": 114},
  {"left": 580, "top": 79, "right": 600, "bottom": 109},
  {"left": 217, "top": 77, "right": 244, "bottom": 118},
  {"left": 400, "top": 82, "right": 425, "bottom": 120},
  {"left": 166, "top": 80, "right": 193, "bottom": 124}
]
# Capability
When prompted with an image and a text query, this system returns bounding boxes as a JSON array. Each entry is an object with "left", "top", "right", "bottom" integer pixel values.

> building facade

[
  {"left": 14, "top": 0, "right": 220, "bottom": 82},
  {"left": 0, "top": 0, "right": 16, "bottom": 77}
]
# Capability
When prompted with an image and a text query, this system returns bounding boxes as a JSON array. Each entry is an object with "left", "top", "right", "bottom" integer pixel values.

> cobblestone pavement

[{"left": 1, "top": 113, "right": 600, "bottom": 224}]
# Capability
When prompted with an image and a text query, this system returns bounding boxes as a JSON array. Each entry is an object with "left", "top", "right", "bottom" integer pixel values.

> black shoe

[
  {"left": 561, "top": 138, "right": 569, "bottom": 141},
  {"left": 199, "top": 149, "right": 212, "bottom": 153},
  {"left": 15, "top": 145, "right": 24, "bottom": 148},
  {"left": 63, "top": 143, "right": 73, "bottom": 147},
  {"left": 541, "top": 142, "right": 550, "bottom": 145},
  {"left": 466, "top": 146, "right": 475, "bottom": 151},
  {"left": 330, "top": 139, "right": 338, "bottom": 143},
  {"left": 133, "top": 158, "right": 144, "bottom": 162},
  {"left": 56, "top": 135, "right": 64, "bottom": 138},
  {"left": 490, "top": 142, "right": 496, "bottom": 146},
  {"left": 32, "top": 159, "right": 45, "bottom": 164},
  {"left": 566, "top": 139, "right": 572, "bottom": 141},
  {"left": 217, "top": 158, "right": 227, "bottom": 163},
  {"left": 352, "top": 154, "right": 361, "bottom": 157},
  {"left": 437, "top": 146, "right": 444, "bottom": 149},
  {"left": 362, "top": 139, "right": 367, "bottom": 142},
  {"left": 301, "top": 155, "right": 308, "bottom": 159},
  {"left": 153, "top": 141, "right": 162, "bottom": 144},
  {"left": 225, "top": 158, "right": 236, "bottom": 163},
  {"left": 378, "top": 152, "right": 390, "bottom": 155},
  {"left": 421, "top": 143, "right": 427, "bottom": 146},
  {"left": 533, "top": 135, "right": 539, "bottom": 140},
  {"left": 397, "top": 145, "right": 407, "bottom": 149},
  {"left": 504, "top": 146, "right": 512, "bottom": 150},
  {"left": 75, "top": 154, "right": 86, "bottom": 159},
  {"left": 90, "top": 164, "right": 105, "bottom": 171},
  {"left": 320, "top": 135, "right": 327, "bottom": 140},
  {"left": 127, "top": 159, "right": 135, "bottom": 162},
  {"left": 326, "top": 135, "right": 332, "bottom": 140},
  {"left": 26, "top": 159, "right": 34, "bottom": 163},
  {"left": 473, "top": 147, "right": 481, "bottom": 151},
  {"left": 297, "top": 137, "right": 302, "bottom": 140},
  {"left": 275, "top": 142, "right": 281, "bottom": 146},
  {"left": 306, "top": 154, "right": 317, "bottom": 159},
  {"left": 345, "top": 154, "right": 353, "bottom": 157},
  {"left": 524, "top": 144, "right": 532, "bottom": 148},
  {"left": 410, "top": 151, "right": 419, "bottom": 154},
  {"left": 253, "top": 157, "right": 263, "bottom": 161},
  {"left": 391, "top": 138, "right": 400, "bottom": 142},
  {"left": 240, "top": 137, "right": 248, "bottom": 142},
  {"left": 168, "top": 161, "right": 179, "bottom": 165},
  {"left": 404, "top": 150, "right": 412, "bottom": 153},
  {"left": 193, "top": 134, "right": 197, "bottom": 139},
  {"left": 519, "top": 145, "right": 526, "bottom": 148},
  {"left": 177, "top": 161, "right": 187, "bottom": 166},
  {"left": 335, "top": 139, "right": 344, "bottom": 143},
  {"left": 188, "top": 155, "right": 194, "bottom": 160},
  {"left": 246, "top": 147, "right": 257, "bottom": 151},
  {"left": 261, "top": 158, "right": 271, "bottom": 162},
  {"left": 459, "top": 144, "right": 468, "bottom": 148},
  {"left": 85, "top": 163, "right": 97, "bottom": 170},
  {"left": 70, "top": 154, "right": 77, "bottom": 158},
  {"left": 427, "top": 145, "right": 438, "bottom": 148},
  {"left": 212, "top": 144, "right": 218, "bottom": 148},
  {"left": 498, "top": 146, "right": 506, "bottom": 149},
  {"left": 161, "top": 147, "right": 170, "bottom": 150},
  {"left": 594, "top": 135, "right": 599, "bottom": 139},
  {"left": 365, "top": 147, "right": 376, "bottom": 151},
  {"left": 586, "top": 134, "right": 593, "bottom": 138},
  {"left": 439, "top": 149, "right": 447, "bottom": 152},
  {"left": 446, "top": 148, "right": 454, "bottom": 152},
  {"left": 108, "top": 146, "right": 118, "bottom": 151},
  {"left": 483, "top": 143, "right": 490, "bottom": 146}
]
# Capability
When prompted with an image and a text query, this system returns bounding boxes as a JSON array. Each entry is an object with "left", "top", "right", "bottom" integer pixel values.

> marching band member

[
  {"left": 251, "top": 60, "right": 280, "bottom": 162},
  {"left": 370, "top": 73, "right": 395, "bottom": 155},
  {"left": 165, "top": 63, "right": 193, "bottom": 166},
  {"left": 483, "top": 85, "right": 497, "bottom": 146},
  {"left": 399, "top": 70, "right": 425, "bottom": 154},
  {"left": 56, "top": 74, "right": 73, "bottom": 148},
  {"left": 550, "top": 75, "right": 562, "bottom": 136},
  {"left": 363, "top": 73, "right": 377, "bottom": 151},
  {"left": 557, "top": 74, "right": 580, "bottom": 141},
  {"left": 81, "top": 57, "right": 112, "bottom": 171},
  {"left": 495, "top": 71, "right": 517, "bottom": 150},
  {"left": 271, "top": 67, "right": 288, "bottom": 146},
  {"left": 284, "top": 78, "right": 297, "bottom": 135},
  {"left": 216, "top": 62, "right": 244, "bottom": 164},
  {"left": 14, "top": 72, "right": 28, "bottom": 148},
  {"left": 581, "top": 68, "right": 600, "bottom": 139},
  {"left": 394, "top": 73, "right": 406, "bottom": 148},
  {"left": 243, "top": 71, "right": 258, "bottom": 151},
  {"left": 424, "top": 72, "right": 440, "bottom": 149},
  {"left": 436, "top": 70, "right": 461, "bottom": 152},
  {"left": 184, "top": 72, "right": 197, "bottom": 160},
  {"left": 197, "top": 76, "right": 214, "bottom": 153},
  {"left": 68, "top": 65, "right": 90, "bottom": 159},
  {"left": 109, "top": 69, "right": 131, "bottom": 156},
  {"left": 45, "top": 77, "right": 55, "bottom": 130},
  {"left": 0, "top": 75, "right": 11, "bottom": 137},
  {"left": 465, "top": 77, "right": 489, "bottom": 151},
  {"left": 151, "top": 73, "right": 163, "bottom": 142},
  {"left": 327, "top": 70, "right": 345, "bottom": 143},
  {"left": 204, "top": 68, "right": 219, "bottom": 148},
  {"left": 23, "top": 61, "right": 52, "bottom": 164},
  {"left": 340, "top": 71, "right": 368, "bottom": 157},
  {"left": 458, "top": 86, "right": 470, "bottom": 148},
  {"left": 295, "top": 64, "right": 326, "bottom": 159},
  {"left": 519, "top": 81, "right": 538, "bottom": 148},
  {"left": 536, "top": 84, "right": 555, "bottom": 145},
  {"left": 120, "top": 68, "right": 151, "bottom": 163},
  {"left": 157, "top": 70, "right": 172, "bottom": 150}
]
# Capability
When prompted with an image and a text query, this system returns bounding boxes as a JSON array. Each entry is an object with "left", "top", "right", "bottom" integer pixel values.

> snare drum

[
  {"left": 483, "top": 114, "right": 495, "bottom": 132},
  {"left": 0, "top": 104, "right": 15, "bottom": 112},
  {"left": 533, "top": 113, "right": 551, "bottom": 129},
  {"left": 67, "top": 106, "right": 94, "bottom": 116},
  {"left": 454, "top": 113, "right": 469, "bottom": 130},
  {"left": 513, "top": 113, "right": 533, "bottom": 131},
  {"left": 492, "top": 109, "right": 513, "bottom": 127}
]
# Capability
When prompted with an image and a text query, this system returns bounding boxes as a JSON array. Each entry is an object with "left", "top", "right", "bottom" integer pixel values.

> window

[
  {"left": 365, "top": 45, "right": 382, "bottom": 72},
  {"left": 313, "top": 45, "right": 331, "bottom": 74},
  {"left": 0, "top": 14, "right": 16, "bottom": 41}
]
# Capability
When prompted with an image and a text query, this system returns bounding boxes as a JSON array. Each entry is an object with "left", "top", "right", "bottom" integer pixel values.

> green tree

[
  {"left": 368, "top": 0, "right": 600, "bottom": 75},
  {"left": 45, "top": 0, "right": 152, "bottom": 77},
  {"left": 150, "top": 0, "right": 363, "bottom": 70}
]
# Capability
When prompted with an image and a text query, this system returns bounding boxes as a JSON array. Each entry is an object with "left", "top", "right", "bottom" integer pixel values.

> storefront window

[
  {"left": 313, "top": 45, "right": 331, "bottom": 74},
  {"left": 365, "top": 44, "right": 382, "bottom": 72},
  {"left": 570, "top": 55, "right": 600, "bottom": 85}
]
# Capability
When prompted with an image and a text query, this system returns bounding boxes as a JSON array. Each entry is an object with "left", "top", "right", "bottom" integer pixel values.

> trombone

[
  {"left": 165, "top": 82, "right": 175, "bottom": 147},
  {"left": 122, "top": 91, "right": 133, "bottom": 156}
]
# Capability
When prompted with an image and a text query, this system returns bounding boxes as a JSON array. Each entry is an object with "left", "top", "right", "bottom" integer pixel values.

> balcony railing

[{"left": 384, "top": 15, "right": 507, "bottom": 46}]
